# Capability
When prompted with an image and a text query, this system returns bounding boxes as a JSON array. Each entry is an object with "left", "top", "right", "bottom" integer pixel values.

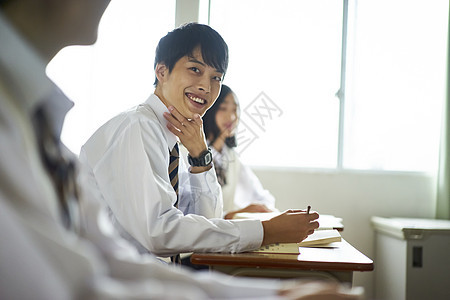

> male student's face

[{"left": 156, "top": 47, "right": 224, "bottom": 119}]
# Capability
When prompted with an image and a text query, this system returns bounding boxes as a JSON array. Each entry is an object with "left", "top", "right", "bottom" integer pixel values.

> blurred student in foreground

[{"left": 0, "top": 0, "right": 363, "bottom": 298}]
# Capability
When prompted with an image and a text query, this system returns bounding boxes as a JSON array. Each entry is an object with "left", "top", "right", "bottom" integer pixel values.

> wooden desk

[{"left": 191, "top": 239, "right": 373, "bottom": 284}]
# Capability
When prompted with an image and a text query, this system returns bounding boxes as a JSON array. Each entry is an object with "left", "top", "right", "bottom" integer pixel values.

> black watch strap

[{"left": 188, "top": 148, "right": 213, "bottom": 167}]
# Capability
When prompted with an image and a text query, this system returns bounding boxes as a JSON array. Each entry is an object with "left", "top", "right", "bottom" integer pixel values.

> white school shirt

[
  {"left": 210, "top": 146, "right": 276, "bottom": 216},
  {"left": 0, "top": 12, "right": 282, "bottom": 299},
  {"left": 180, "top": 145, "right": 275, "bottom": 216},
  {"left": 80, "top": 93, "right": 264, "bottom": 256}
]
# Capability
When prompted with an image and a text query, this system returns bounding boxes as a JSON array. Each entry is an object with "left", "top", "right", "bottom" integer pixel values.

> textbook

[
  {"left": 250, "top": 229, "right": 342, "bottom": 254},
  {"left": 299, "top": 229, "right": 342, "bottom": 246}
]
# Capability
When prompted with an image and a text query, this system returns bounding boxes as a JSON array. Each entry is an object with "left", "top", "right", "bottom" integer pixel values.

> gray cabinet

[{"left": 371, "top": 217, "right": 450, "bottom": 300}]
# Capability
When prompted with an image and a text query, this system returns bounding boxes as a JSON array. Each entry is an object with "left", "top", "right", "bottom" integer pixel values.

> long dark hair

[{"left": 203, "top": 84, "right": 238, "bottom": 148}]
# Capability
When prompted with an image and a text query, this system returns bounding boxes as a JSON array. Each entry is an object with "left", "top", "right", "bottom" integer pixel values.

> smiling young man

[{"left": 80, "top": 23, "right": 320, "bottom": 258}]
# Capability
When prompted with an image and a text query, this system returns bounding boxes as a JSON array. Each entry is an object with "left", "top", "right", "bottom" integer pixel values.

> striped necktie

[
  {"left": 169, "top": 143, "right": 181, "bottom": 264},
  {"left": 169, "top": 143, "right": 179, "bottom": 207}
]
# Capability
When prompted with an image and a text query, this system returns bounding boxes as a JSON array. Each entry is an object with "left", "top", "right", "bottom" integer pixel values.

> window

[
  {"left": 48, "top": 0, "right": 449, "bottom": 173},
  {"left": 343, "top": 0, "right": 448, "bottom": 172},
  {"left": 209, "top": 0, "right": 449, "bottom": 172},
  {"left": 209, "top": 0, "right": 344, "bottom": 168},
  {"left": 47, "top": 0, "right": 176, "bottom": 153}
]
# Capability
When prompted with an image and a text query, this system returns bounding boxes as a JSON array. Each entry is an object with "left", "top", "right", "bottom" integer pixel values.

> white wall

[{"left": 252, "top": 167, "right": 437, "bottom": 299}]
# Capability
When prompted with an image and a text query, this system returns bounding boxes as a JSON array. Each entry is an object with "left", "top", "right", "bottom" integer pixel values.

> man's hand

[
  {"left": 164, "top": 106, "right": 211, "bottom": 173},
  {"left": 261, "top": 209, "right": 319, "bottom": 245}
]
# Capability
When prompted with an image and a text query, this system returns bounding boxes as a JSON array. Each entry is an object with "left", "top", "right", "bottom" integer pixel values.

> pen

[{"left": 307, "top": 205, "right": 311, "bottom": 214}]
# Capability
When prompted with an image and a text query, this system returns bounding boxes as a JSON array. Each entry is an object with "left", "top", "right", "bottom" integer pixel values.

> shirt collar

[
  {"left": 0, "top": 11, "right": 73, "bottom": 138},
  {"left": 145, "top": 93, "right": 178, "bottom": 150}
]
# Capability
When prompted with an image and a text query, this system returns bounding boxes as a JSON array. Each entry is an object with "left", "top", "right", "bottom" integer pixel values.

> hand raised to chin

[{"left": 163, "top": 106, "right": 211, "bottom": 173}]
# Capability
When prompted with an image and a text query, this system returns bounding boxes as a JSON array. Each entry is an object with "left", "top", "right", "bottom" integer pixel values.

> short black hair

[
  {"left": 153, "top": 23, "right": 229, "bottom": 86},
  {"left": 203, "top": 84, "right": 238, "bottom": 148}
]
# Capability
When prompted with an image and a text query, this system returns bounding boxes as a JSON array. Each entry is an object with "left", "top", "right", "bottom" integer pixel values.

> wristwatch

[{"left": 188, "top": 148, "right": 213, "bottom": 167}]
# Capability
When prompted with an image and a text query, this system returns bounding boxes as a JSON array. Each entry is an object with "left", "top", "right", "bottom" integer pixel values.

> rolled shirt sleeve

[{"left": 178, "top": 158, "right": 223, "bottom": 218}]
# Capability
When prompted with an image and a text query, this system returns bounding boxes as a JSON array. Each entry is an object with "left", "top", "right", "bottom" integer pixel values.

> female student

[{"left": 203, "top": 85, "right": 277, "bottom": 219}]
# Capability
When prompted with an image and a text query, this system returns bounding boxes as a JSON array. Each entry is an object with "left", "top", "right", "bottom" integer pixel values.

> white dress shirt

[
  {"left": 210, "top": 146, "right": 276, "bottom": 216},
  {"left": 80, "top": 94, "right": 264, "bottom": 256},
  {"left": 0, "top": 11, "right": 282, "bottom": 299}
]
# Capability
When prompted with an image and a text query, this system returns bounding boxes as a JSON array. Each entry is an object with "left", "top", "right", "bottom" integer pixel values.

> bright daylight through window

[
  {"left": 48, "top": 0, "right": 448, "bottom": 173},
  {"left": 209, "top": 0, "right": 448, "bottom": 172},
  {"left": 343, "top": 0, "right": 448, "bottom": 172},
  {"left": 210, "top": 0, "right": 343, "bottom": 169},
  {"left": 47, "top": 0, "right": 176, "bottom": 154}
]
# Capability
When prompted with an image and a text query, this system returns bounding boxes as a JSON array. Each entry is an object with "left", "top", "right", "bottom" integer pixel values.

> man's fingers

[
  {"left": 166, "top": 122, "right": 183, "bottom": 137},
  {"left": 285, "top": 209, "right": 318, "bottom": 215},
  {"left": 163, "top": 111, "right": 184, "bottom": 129},
  {"left": 192, "top": 113, "right": 203, "bottom": 126},
  {"left": 167, "top": 106, "right": 186, "bottom": 123},
  {"left": 310, "top": 220, "right": 320, "bottom": 230},
  {"left": 165, "top": 108, "right": 202, "bottom": 134},
  {"left": 285, "top": 209, "right": 304, "bottom": 213},
  {"left": 284, "top": 210, "right": 320, "bottom": 221}
]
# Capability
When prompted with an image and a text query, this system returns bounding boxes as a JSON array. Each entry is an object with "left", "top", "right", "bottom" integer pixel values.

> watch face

[{"left": 204, "top": 151, "right": 212, "bottom": 165}]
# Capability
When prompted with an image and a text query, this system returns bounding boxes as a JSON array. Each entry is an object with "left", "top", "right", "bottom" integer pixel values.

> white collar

[
  {"left": 0, "top": 11, "right": 73, "bottom": 138},
  {"left": 145, "top": 93, "right": 178, "bottom": 150}
]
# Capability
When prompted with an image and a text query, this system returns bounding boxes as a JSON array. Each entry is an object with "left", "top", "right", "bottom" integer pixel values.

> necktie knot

[{"left": 170, "top": 143, "right": 179, "bottom": 158}]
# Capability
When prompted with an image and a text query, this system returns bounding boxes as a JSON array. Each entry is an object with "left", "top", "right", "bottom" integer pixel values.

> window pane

[
  {"left": 209, "top": 0, "right": 343, "bottom": 168},
  {"left": 344, "top": 0, "right": 448, "bottom": 172},
  {"left": 47, "top": 0, "right": 176, "bottom": 154}
]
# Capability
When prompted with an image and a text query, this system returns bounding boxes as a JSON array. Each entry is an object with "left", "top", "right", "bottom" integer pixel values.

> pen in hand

[{"left": 306, "top": 205, "right": 319, "bottom": 234}]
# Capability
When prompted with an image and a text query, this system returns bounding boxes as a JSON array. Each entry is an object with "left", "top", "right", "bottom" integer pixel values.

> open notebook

[{"left": 250, "top": 229, "right": 342, "bottom": 254}]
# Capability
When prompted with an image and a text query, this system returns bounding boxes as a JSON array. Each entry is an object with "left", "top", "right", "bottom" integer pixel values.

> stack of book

[{"left": 251, "top": 229, "right": 342, "bottom": 254}]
